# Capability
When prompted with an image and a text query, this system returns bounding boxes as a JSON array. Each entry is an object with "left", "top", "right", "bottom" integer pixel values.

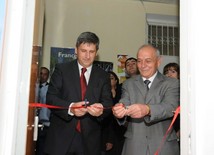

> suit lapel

[
  {"left": 70, "top": 60, "right": 82, "bottom": 100},
  {"left": 145, "top": 72, "right": 164, "bottom": 103},
  {"left": 135, "top": 76, "right": 147, "bottom": 100},
  {"left": 84, "top": 65, "right": 97, "bottom": 99}
]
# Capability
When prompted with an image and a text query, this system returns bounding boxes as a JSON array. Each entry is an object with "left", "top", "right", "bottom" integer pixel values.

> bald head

[{"left": 136, "top": 44, "right": 161, "bottom": 79}]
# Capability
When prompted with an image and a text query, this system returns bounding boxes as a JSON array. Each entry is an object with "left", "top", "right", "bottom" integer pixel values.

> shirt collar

[
  {"left": 142, "top": 71, "right": 157, "bottom": 84},
  {"left": 40, "top": 82, "right": 48, "bottom": 88},
  {"left": 77, "top": 62, "right": 92, "bottom": 75}
]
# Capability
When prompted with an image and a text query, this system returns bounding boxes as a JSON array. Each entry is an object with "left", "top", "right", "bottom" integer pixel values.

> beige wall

[{"left": 35, "top": 0, "right": 178, "bottom": 73}]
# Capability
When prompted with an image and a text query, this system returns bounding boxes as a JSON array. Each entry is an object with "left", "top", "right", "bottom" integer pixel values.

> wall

[
  {"left": 159, "top": 55, "right": 179, "bottom": 73},
  {"left": 39, "top": 0, "right": 178, "bottom": 75}
]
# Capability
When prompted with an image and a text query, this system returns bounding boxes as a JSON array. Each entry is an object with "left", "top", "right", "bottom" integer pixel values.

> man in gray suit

[{"left": 112, "top": 44, "right": 180, "bottom": 155}]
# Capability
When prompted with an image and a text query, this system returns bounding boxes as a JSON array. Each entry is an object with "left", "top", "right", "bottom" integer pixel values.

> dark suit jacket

[
  {"left": 101, "top": 84, "right": 126, "bottom": 155},
  {"left": 44, "top": 60, "right": 113, "bottom": 155},
  {"left": 120, "top": 72, "right": 180, "bottom": 155}
]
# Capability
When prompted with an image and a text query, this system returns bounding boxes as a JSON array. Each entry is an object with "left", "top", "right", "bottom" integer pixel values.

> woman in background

[
  {"left": 101, "top": 71, "right": 126, "bottom": 155},
  {"left": 163, "top": 62, "right": 180, "bottom": 79},
  {"left": 163, "top": 62, "right": 180, "bottom": 143}
]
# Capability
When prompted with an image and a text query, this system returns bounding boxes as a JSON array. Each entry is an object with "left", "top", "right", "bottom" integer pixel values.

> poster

[
  {"left": 50, "top": 47, "right": 76, "bottom": 75},
  {"left": 117, "top": 54, "right": 129, "bottom": 83},
  {"left": 50, "top": 47, "right": 113, "bottom": 76},
  {"left": 93, "top": 60, "right": 113, "bottom": 72}
]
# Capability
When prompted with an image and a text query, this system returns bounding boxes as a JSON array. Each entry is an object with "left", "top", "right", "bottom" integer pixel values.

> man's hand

[
  {"left": 112, "top": 103, "right": 127, "bottom": 118},
  {"left": 87, "top": 103, "right": 103, "bottom": 117},
  {"left": 106, "top": 143, "right": 113, "bottom": 151},
  {"left": 70, "top": 101, "right": 87, "bottom": 117},
  {"left": 126, "top": 104, "right": 150, "bottom": 118}
]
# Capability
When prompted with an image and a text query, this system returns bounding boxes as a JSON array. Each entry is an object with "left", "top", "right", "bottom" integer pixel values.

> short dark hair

[
  {"left": 76, "top": 32, "right": 100, "bottom": 50},
  {"left": 40, "top": 67, "right": 50, "bottom": 76},
  {"left": 125, "top": 57, "right": 137, "bottom": 67}
]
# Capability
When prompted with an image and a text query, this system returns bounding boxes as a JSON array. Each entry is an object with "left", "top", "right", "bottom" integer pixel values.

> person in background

[
  {"left": 163, "top": 62, "right": 180, "bottom": 79},
  {"left": 124, "top": 57, "right": 139, "bottom": 79},
  {"left": 112, "top": 44, "right": 180, "bottom": 155},
  {"left": 44, "top": 32, "right": 113, "bottom": 155},
  {"left": 163, "top": 62, "right": 180, "bottom": 141},
  {"left": 109, "top": 71, "right": 122, "bottom": 104},
  {"left": 36, "top": 67, "right": 51, "bottom": 155},
  {"left": 101, "top": 71, "right": 125, "bottom": 155}
]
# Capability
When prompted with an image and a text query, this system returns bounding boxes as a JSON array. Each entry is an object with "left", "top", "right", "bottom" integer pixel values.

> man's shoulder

[
  {"left": 125, "top": 74, "right": 141, "bottom": 82},
  {"left": 156, "top": 73, "right": 179, "bottom": 87},
  {"left": 120, "top": 75, "right": 140, "bottom": 88},
  {"left": 55, "top": 60, "right": 76, "bottom": 69},
  {"left": 92, "top": 65, "right": 109, "bottom": 75}
]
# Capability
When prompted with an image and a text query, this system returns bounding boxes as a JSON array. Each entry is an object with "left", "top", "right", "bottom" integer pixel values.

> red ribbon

[
  {"left": 29, "top": 103, "right": 180, "bottom": 155},
  {"left": 29, "top": 103, "right": 121, "bottom": 109},
  {"left": 154, "top": 106, "right": 180, "bottom": 155},
  {"left": 29, "top": 103, "right": 81, "bottom": 109}
]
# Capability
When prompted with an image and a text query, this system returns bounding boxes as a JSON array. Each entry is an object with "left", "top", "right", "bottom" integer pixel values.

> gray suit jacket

[{"left": 120, "top": 72, "right": 180, "bottom": 155}]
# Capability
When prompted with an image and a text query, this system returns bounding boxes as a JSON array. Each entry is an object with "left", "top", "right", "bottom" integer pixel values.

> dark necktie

[
  {"left": 144, "top": 80, "right": 151, "bottom": 91},
  {"left": 39, "top": 84, "right": 43, "bottom": 88},
  {"left": 76, "top": 68, "right": 87, "bottom": 132}
]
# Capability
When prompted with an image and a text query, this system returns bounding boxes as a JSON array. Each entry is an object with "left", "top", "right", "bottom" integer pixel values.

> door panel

[{"left": 26, "top": 46, "right": 40, "bottom": 155}]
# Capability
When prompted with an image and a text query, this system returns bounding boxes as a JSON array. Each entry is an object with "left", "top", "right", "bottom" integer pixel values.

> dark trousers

[
  {"left": 66, "top": 131, "right": 84, "bottom": 155},
  {"left": 36, "top": 126, "right": 49, "bottom": 155}
]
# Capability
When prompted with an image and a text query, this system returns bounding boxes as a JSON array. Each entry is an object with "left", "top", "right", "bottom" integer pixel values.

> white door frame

[
  {"left": 1, "top": 0, "right": 214, "bottom": 154},
  {"left": 0, "top": 0, "right": 35, "bottom": 154}
]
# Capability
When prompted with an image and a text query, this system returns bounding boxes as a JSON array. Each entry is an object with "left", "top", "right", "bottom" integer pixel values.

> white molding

[{"left": 146, "top": 13, "right": 178, "bottom": 26}]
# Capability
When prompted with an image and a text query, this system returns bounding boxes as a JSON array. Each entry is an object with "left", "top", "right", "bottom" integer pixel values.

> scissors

[{"left": 84, "top": 99, "right": 89, "bottom": 107}]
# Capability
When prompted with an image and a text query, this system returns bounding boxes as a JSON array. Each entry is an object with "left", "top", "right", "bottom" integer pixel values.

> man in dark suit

[
  {"left": 112, "top": 44, "right": 180, "bottom": 155},
  {"left": 44, "top": 32, "right": 113, "bottom": 155}
]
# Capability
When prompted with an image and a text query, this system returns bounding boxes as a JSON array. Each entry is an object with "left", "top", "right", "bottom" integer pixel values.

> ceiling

[{"left": 142, "top": 0, "right": 178, "bottom": 4}]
